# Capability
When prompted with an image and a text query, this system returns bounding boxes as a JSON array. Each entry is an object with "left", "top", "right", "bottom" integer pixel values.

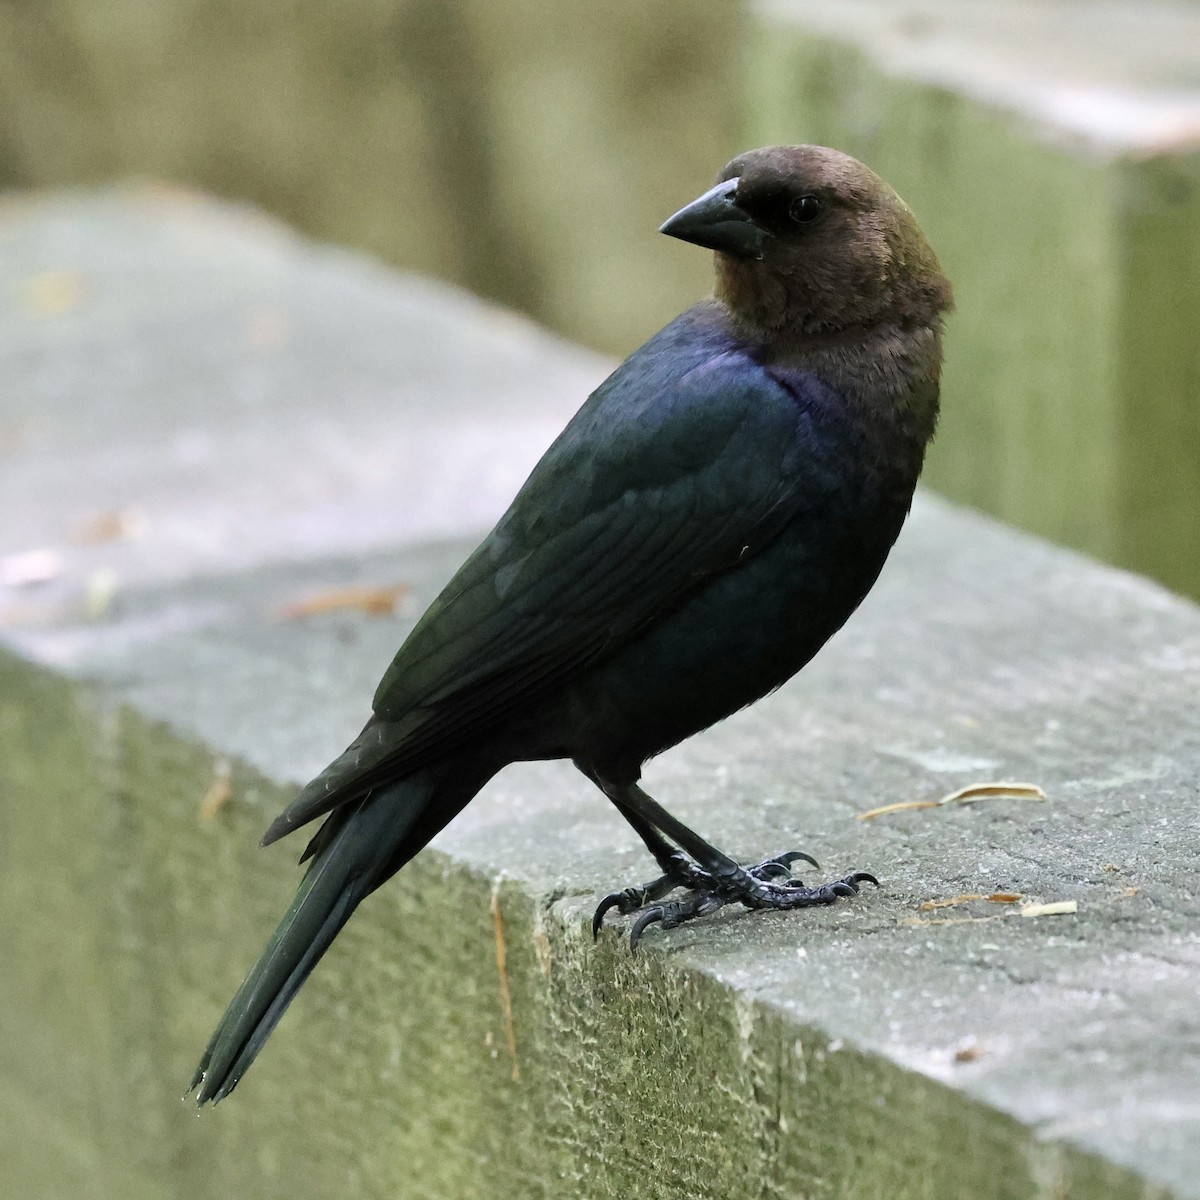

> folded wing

[{"left": 264, "top": 347, "right": 832, "bottom": 845}]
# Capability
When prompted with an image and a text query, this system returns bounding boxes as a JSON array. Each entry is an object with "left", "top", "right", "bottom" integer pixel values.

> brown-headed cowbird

[{"left": 191, "top": 145, "right": 952, "bottom": 1103}]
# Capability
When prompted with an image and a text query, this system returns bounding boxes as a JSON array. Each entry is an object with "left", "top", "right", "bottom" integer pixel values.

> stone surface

[
  {"left": 749, "top": 0, "right": 1200, "bottom": 599},
  {"left": 2, "top": 193, "right": 1198, "bottom": 1199},
  {"left": 0, "top": 185, "right": 608, "bottom": 591}
]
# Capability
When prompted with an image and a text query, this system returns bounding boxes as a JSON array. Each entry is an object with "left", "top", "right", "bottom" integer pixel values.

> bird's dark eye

[{"left": 789, "top": 194, "right": 823, "bottom": 225}]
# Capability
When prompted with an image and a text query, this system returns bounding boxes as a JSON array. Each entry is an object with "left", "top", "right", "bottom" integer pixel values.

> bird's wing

[{"left": 265, "top": 349, "right": 838, "bottom": 844}]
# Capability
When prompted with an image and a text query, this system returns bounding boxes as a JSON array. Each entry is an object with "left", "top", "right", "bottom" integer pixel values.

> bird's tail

[{"left": 189, "top": 772, "right": 438, "bottom": 1105}]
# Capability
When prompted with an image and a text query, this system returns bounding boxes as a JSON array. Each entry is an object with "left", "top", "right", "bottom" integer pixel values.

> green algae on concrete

[{"left": 0, "top": 648, "right": 1176, "bottom": 1200}]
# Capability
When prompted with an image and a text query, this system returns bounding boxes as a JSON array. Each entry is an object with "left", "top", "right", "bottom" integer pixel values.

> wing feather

[{"left": 264, "top": 345, "right": 823, "bottom": 844}]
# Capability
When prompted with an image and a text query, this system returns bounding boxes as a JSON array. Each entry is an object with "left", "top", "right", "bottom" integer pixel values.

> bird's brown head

[{"left": 661, "top": 145, "right": 952, "bottom": 340}]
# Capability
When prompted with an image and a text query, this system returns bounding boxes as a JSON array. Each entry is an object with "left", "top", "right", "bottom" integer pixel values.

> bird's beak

[{"left": 659, "top": 178, "right": 769, "bottom": 261}]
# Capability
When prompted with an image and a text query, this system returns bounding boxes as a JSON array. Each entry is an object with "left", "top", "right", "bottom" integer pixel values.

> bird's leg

[
  {"left": 590, "top": 796, "right": 714, "bottom": 937},
  {"left": 592, "top": 780, "right": 877, "bottom": 949},
  {"left": 576, "top": 750, "right": 707, "bottom": 935}
]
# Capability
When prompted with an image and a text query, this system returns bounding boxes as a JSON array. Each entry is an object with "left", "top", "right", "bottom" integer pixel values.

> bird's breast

[{"left": 557, "top": 469, "right": 913, "bottom": 772}]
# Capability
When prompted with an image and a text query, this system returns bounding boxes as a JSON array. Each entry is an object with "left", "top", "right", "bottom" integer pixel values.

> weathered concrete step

[
  {"left": 1, "top": 192, "right": 1198, "bottom": 1199},
  {"left": 750, "top": 0, "right": 1200, "bottom": 600}
]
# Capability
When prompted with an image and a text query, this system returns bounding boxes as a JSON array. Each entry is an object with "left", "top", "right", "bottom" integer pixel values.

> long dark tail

[{"left": 189, "top": 771, "right": 440, "bottom": 1105}]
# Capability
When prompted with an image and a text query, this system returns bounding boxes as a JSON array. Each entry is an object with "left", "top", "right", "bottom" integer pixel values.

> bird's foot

[
  {"left": 589, "top": 851, "right": 726, "bottom": 936},
  {"left": 593, "top": 851, "right": 876, "bottom": 950}
]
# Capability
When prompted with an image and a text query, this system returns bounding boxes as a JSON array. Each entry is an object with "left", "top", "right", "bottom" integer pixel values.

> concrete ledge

[
  {"left": 749, "top": 0, "right": 1200, "bottom": 600},
  {"left": 2, "top": 192, "right": 1198, "bottom": 1199}
]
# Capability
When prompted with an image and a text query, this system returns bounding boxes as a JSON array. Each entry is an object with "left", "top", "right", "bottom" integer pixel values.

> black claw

[
  {"left": 768, "top": 850, "right": 821, "bottom": 872},
  {"left": 630, "top": 907, "right": 665, "bottom": 952},
  {"left": 753, "top": 861, "right": 794, "bottom": 881},
  {"left": 599, "top": 850, "right": 879, "bottom": 947},
  {"left": 592, "top": 892, "right": 624, "bottom": 939},
  {"left": 593, "top": 869, "right": 698, "bottom": 938}
]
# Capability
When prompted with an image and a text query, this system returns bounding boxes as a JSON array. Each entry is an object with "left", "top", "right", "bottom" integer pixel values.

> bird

[{"left": 190, "top": 144, "right": 953, "bottom": 1104}]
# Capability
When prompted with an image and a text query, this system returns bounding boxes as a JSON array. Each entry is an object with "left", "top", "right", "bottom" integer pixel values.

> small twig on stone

[
  {"left": 899, "top": 897, "right": 1077, "bottom": 927},
  {"left": 919, "top": 892, "right": 1023, "bottom": 910},
  {"left": 490, "top": 883, "right": 521, "bottom": 1082},
  {"left": 1018, "top": 899, "right": 1077, "bottom": 918},
  {"left": 274, "top": 582, "right": 410, "bottom": 621},
  {"left": 199, "top": 759, "right": 233, "bottom": 820},
  {"left": 858, "top": 781, "right": 1047, "bottom": 821}
]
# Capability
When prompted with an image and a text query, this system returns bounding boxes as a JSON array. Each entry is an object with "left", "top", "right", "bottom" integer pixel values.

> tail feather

[{"left": 190, "top": 776, "right": 435, "bottom": 1104}]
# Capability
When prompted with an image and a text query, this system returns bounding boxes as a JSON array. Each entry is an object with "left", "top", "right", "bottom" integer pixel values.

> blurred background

[
  {"left": 1, "top": 0, "right": 1197, "bottom": 590},
  {"left": 3, "top": 6, "right": 1200, "bottom": 1197}
]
